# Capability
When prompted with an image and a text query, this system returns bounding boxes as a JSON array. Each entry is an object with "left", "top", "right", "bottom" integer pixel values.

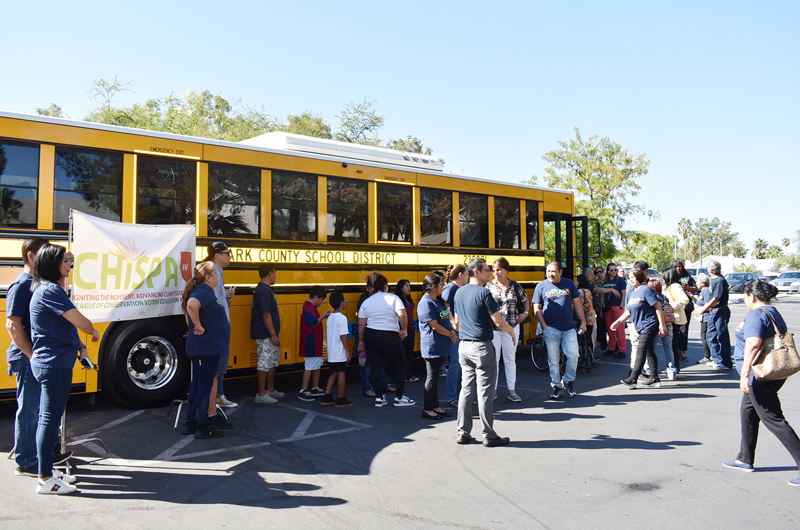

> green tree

[
  {"left": 691, "top": 217, "right": 743, "bottom": 257},
  {"left": 782, "top": 238, "right": 791, "bottom": 248},
  {"left": 525, "top": 127, "right": 652, "bottom": 263},
  {"left": 734, "top": 263, "right": 758, "bottom": 273},
  {"left": 86, "top": 75, "right": 135, "bottom": 124},
  {"left": 731, "top": 241, "right": 748, "bottom": 258},
  {"left": 752, "top": 238, "right": 769, "bottom": 259},
  {"left": 36, "top": 104, "right": 63, "bottom": 118},
  {"left": 615, "top": 231, "right": 677, "bottom": 271},
  {"left": 765, "top": 245, "right": 784, "bottom": 259},
  {"left": 677, "top": 218, "right": 692, "bottom": 261},
  {"left": 385, "top": 136, "right": 432, "bottom": 155},
  {"left": 335, "top": 98, "right": 384, "bottom": 146},
  {"left": 280, "top": 111, "right": 332, "bottom": 139}
]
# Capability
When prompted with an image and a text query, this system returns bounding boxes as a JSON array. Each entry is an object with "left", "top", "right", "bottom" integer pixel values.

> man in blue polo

[{"left": 533, "top": 261, "right": 587, "bottom": 400}]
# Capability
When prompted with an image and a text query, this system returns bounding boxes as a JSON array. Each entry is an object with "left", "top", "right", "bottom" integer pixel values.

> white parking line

[
  {"left": 154, "top": 436, "right": 195, "bottom": 461},
  {"left": 169, "top": 442, "right": 272, "bottom": 461}
]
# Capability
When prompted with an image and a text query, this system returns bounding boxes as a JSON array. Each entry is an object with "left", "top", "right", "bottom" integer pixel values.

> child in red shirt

[{"left": 298, "top": 286, "right": 331, "bottom": 401}]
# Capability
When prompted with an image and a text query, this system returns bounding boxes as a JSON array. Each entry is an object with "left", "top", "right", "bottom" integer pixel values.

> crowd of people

[{"left": 6, "top": 239, "right": 800, "bottom": 493}]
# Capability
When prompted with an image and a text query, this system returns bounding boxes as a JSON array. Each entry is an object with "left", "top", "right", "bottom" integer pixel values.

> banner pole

[{"left": 68, "top": 209, "right": 74, "bottom": 301}]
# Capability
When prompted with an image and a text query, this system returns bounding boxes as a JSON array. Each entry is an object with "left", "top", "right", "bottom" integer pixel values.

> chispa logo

[{"left": 74, "top": 239, "right": 193, "bottom": 290}]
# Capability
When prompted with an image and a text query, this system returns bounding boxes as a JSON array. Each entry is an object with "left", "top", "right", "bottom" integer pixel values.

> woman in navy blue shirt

[
  {"left": 418, "top": 273, "right": 455, "bottom": 420},
  {"left": 30, "top": 244, "right": 99, "bottom": 495},
  {"left": 181, "top": 262, "right": 231, "bottom": 439},
  {"left": 723, "top": 280, "right": 800, "bottom": 486},
  {"left": 610, "top": 267, "right": 666, "bottom": 389}
]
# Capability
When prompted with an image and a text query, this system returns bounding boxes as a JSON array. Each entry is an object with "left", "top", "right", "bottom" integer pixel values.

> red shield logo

[{"left": 180, "top": 252, "right": 193, "bottom": 282}]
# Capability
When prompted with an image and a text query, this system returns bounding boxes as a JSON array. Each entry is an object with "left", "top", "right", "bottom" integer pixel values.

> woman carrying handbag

[{"left": 723, "top": 279, "right": 800, "bottom": 487}]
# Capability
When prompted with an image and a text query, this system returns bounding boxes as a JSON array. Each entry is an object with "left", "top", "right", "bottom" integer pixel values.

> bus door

[{"left": 543, "top": 214, "right": 601, "bottom": 281}]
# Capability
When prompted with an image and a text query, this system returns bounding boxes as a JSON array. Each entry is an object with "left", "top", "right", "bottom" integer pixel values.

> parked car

[
  {"left": 724, "top": 272, "right": 759, "bottom": 293},
  {"left": 685, "top": 267, "right": 709, "bottom": 278},
  {"left": 759, "top": 271, "right": 780, "bottom": 282},
  {"left": 771, "top": 272, "right": 800, "bottom": 294}
]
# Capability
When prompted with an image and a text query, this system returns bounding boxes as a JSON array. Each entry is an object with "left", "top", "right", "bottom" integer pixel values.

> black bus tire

[{"left": 101, "top": 319, "right": 189, "bottom": 408}]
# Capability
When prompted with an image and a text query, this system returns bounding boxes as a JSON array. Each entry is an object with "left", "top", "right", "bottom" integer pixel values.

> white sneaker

[
  {"left": 394, "top": 395, "right": 415, "bottom": 407},
  {"left": 266, "top": 389, "right": 284, "bottom": 399},
  {"left": 375, "top": 395, "right": 388, "bottom": 407},
  {"left": 36, "top": 476, "right": 77, "bottom": 495},
  {"left": 254, "top": 393, "right": 278, "bottom": 404},
  {"left": 216, "top": 395, "right": 238, "bottom": 408},
  {"left": 54, "top": 469, "right": 77, "bottom": 484}
]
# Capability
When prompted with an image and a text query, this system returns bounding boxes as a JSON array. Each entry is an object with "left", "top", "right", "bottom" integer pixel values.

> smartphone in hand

[{"left": 80, "top": 357, "right": 95, "bottom": 370}]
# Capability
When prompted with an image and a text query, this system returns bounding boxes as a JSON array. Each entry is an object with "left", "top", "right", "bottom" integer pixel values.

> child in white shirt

[{"left": 321, "top": 292, "right": 352, "bottom": 407}]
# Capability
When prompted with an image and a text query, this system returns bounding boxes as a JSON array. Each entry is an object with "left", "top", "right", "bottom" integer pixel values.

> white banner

[{"left": 71, "top": 211, "right": 196, "bottom": 323}]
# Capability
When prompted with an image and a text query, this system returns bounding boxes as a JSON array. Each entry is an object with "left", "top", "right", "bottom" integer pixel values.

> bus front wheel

[{"left": 101, "top": 320, "right": 189, "bottom": 408}]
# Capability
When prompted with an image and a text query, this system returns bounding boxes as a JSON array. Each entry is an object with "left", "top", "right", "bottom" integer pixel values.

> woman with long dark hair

[
  {"left": 723, "top": 280, "right": 800, "bottom": 487},
  {"left": 30, "top": 244, "right": 99, "bottom": 495},
  {"left": 358, "top": 272, "right": 414, "bottom": 407},
  {"left": 664, "top": 268, "right": 690, "bottom": 371},
  {"left": 670, "top": 260, "right": 697, "bottom": 363},
  {"left": 181, "top": 261, "right": 231, "bottom": 439},
  {"left": 418, "top": 273, "right": 455, "bottom": 419},
  {"left": 394, "top": 279, "right": 418, "bottom": 383},
  {"left": 610, "top": 267, "right": 666, "bottom": 389}
]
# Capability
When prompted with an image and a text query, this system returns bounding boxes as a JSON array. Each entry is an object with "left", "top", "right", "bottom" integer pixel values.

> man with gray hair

[
  {"left": 453, "top": 258, "right": 516, "bottom": 447},
  {"left": 693, "top": 260, "right": 732, "bottom": 369}
]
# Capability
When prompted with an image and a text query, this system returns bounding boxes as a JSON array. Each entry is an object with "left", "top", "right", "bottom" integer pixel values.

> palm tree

[
  {"left": 677, "top": 218, "right": 692, "bottom": 261},
  {"left": 765, "top": 245, "right": 784, "bottom": 259},
  {"left": 752, "top": 239, "right": 769, "bottom": 259},
  {"left": 731, "top": 241, "right": 748, "bottom": 258}
]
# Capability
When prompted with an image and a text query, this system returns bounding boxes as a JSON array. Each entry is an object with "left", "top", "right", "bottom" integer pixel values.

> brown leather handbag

[{"left": 751, "top": 308, "right": 800, "bottom": 381}]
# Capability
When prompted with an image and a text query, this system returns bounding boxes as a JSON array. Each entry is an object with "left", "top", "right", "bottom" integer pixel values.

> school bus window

[
  {"left": 377, "top": 183, "right": 411, "bottom": 243},
  {"left": 420, "top": 188, "right": 452, "bottom": 246},
  {"left": 526, "top": 200, "right": 540, "bottom": 250},
  {"left": 136, "top": 156, "right": 196, "bottom": 225},
  {"left": 208, "top": 163, "right": 260, "bottom": 237},
  {"left": 0, "top": 141, "right": 38, "bottom": 228},
  {"left": 495, "top": 196, "right": 520, "bottom": 249},
  {"left": 272, "top": 172, "right": 317, "bottom": 241},
  {"left": 459, "top": 193, "right": 488, "bottom": 248},
  {"left": 327, "top": 178, "right": 367, "bottom": 243},
  {"left": 53, "top": 146, "right": 123, "bottom": 230}
]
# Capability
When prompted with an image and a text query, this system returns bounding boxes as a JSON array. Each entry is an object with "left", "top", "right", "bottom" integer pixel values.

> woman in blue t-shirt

[
  {"left": 443, "top": 264, "right": 468, "bottom": 407},
  {"left": 418, "top": 273, "right": 456, "bottom": 420},
  {"left": 181, "top": 262, "right": 231, "bottom": 439},
  {"left": 723, "top": 280, "right": 800, "bottom": 486},
  {"left": 30, "top": 244, "right": 99, "bottom": 495},
  {"left": 610, "top": 267, "right": 666, "bottom": 389}
]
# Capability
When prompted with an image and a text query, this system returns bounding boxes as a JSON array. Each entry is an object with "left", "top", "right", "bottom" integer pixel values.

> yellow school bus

[{"left": 0, "top": 110, "right": 581, "bottom": 407}]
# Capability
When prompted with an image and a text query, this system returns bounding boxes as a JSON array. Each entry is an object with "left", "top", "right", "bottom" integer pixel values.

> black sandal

[
  {"left": 421, "top": 410, "right": 443, "bottom": 420},
  {"left": 432, "top": 408, "right": 452, "bottom": 417}
]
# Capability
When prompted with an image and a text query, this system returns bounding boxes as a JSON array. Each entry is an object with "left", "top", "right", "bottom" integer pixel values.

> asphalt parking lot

[{"left": 2, "top": 295, "right": 799, "bottom": 529}]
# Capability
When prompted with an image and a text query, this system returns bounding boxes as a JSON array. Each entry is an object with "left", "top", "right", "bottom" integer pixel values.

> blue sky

[{"left": 2, "top": 1, "right": 797, "bottom": 253}]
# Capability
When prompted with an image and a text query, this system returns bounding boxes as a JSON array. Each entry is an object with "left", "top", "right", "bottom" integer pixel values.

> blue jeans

[
  {"left": 360, "top": 356, "right": 391, "bottom": 394},
  {"left": 645, "top": 327, "right": 674, "bottom": 373},
  {"left": 32, "top": 366, "right": 73, "bottom": 478},
  {"left": 543, "top": 326, "right": 579, "bottom": 388},
  {"left": 11, "top": 357, "right": 41, "bottom": 469},
  {"left": 707, "top": 307, "right": 732, "bottom": 367},
  {"left": 445, "top": 338, "right": 461, "bottom": 401}
]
